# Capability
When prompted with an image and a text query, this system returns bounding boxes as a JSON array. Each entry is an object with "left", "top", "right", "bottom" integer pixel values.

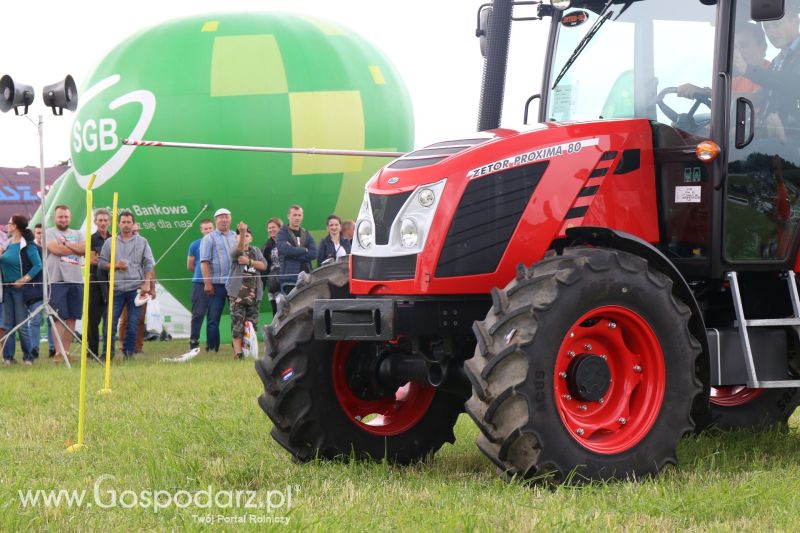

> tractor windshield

[{"left": 547, "top": 0, "right": 717, "bottom": 135}]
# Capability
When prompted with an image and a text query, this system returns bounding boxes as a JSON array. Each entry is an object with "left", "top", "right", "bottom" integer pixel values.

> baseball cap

[{"left": 214, "top": 208, "right": 231, "bottom": 217}]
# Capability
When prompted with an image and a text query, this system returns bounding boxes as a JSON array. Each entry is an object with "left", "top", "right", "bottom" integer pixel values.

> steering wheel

[{"left": 657, "top": 87, "right": 711, "bottom": 133}]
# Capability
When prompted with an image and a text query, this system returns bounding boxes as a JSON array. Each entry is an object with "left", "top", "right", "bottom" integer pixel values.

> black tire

[
  {"left": 698, "top": 387, "right": 800, "bottom": 431},
  {"left": 465, "top": 247, "right": 704, "bottom": 482},
  {"left": 255, "top": 260, "right": 465, "bottom": 464}
]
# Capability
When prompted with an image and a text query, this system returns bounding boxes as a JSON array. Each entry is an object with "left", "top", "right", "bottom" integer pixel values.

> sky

[{"left": 0, "top": 0, "right": 548, "bottom": 168}]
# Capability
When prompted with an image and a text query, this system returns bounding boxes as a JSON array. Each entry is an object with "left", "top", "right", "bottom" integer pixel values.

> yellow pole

[
  {"left": 67, "top": 174, "right": 96, "bottom": 454},
  {"left": 99, "top": 193, "right": 118, "bottom": 394}
]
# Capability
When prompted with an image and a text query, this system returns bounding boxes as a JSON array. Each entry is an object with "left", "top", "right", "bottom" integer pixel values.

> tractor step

[
  {"left": 737, "top": 318, "right": 800, "bottom": 327},
  {"left": 727, "top": 271, "right": 800, "bottom": 388}
]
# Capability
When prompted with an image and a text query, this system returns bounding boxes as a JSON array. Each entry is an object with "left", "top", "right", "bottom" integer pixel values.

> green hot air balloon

[{"left": 43, "top": 13, "right": 414, "bottom": 341}]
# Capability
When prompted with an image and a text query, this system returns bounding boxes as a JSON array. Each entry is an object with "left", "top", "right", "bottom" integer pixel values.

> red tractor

[{"left": 256, "top": 0, "right": 800, "bottom": 482}]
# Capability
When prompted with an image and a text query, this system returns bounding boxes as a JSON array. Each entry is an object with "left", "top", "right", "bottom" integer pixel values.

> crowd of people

[
  {"left": 187, "top": 204, "right": 352, "bottom": 359},
  {"left": 0, "top": 203, "right": 354, "bottom": 365},
  {"left": 0, "top": 206, "right": 157, "bottom": 366}
]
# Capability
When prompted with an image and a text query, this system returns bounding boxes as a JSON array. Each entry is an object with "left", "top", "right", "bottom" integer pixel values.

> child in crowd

[{"left": 225, "top": 222, "right": 267, "bottom": 359}]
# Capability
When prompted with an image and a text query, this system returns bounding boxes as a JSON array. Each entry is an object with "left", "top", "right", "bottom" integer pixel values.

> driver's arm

[{"left": 677, "top": 84, "right": 711, "bottom": 100}]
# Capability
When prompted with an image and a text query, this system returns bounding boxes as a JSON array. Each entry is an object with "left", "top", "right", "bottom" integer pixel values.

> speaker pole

[{"left": 37, "top": 115, "right": 70, "bottom": 367}]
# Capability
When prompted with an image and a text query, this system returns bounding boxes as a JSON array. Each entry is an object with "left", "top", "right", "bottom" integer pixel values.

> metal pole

[
  {"left": 123, "top": 138, "right": 406, "bottom": 158},
  {"left": 38, "top": 116, "right": 49, "bottom": 305}
]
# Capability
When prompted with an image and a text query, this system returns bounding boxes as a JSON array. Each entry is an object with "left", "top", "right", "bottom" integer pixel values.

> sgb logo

[{"left": 71, "top": 74, "right": 156, "bottom": 189}]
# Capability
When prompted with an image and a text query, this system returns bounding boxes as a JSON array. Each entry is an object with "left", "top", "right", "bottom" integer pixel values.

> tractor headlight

[
  {"left": 399, "top": 218, "right": 418, "bottom": 248},
  {"left": 351, "top": 178, "right": 445, "bottom": 257},
  {"left": 418, "top": 188, "right": 435, "bottom": 208},
  {"left": 357, "top": 219, "right": 374, "bottom": 248}
]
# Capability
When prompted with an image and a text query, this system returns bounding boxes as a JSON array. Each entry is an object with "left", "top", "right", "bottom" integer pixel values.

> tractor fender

[{"left": 564, "top": 226, "right": 711, "bottom": 418}]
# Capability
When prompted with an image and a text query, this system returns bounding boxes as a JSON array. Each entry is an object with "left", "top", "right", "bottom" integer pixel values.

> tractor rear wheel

[
  {"left": 255, "top": 260, "right": 465, "bottom": 464},
  {"left": 465, "top": 247, "right": 704, "bottom": 482},
  {"left": 698, "top": 386, "right": 800, "bottom": 430}
]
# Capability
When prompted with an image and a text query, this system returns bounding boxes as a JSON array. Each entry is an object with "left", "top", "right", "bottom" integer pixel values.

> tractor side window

[{"left": 724, "top": 3, "right": 800, "bottom": 261}]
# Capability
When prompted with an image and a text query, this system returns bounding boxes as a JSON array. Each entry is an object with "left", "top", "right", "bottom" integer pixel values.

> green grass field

[{"left": 1, "top": 339, "right": 799, "bottom": 532}]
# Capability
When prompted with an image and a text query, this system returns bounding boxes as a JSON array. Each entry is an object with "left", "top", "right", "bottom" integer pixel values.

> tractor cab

[{"left": 520, "top": 0, "right": 800, "bottom": 277}]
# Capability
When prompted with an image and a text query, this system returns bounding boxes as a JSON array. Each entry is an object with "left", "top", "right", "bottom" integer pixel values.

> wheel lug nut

[
  {"left": 570, "top": 332, "right": 575, "bottom": 338},
  {"left": 579, "top": 404, "right": 587, "bottom": 411},
  {"left": 559, "top": 372, "right": 567, "bottom": 379},
  {"left": 567, "top": 351, "right": 576, "bottom": 357},
  {"left": 584, "top": 344, "right": 592, "bottom": 351},
  {"left": 633, "top": 365, "right": 642, "bottom": 373},
  {"left": 599, "top": 398, "right": 604, "bottom": 404},
  {"left": 619, "top": 417, "right": 627, "bottom": 425},
  {"left": 576, "top": 428, "right": 585, "bottom": 436},
  {"left": 562, "top": 394, "right": 572, "bottom": 400},
  {"left": 608, "top": 321, "right": 617, "bottom": 329},
  {"left": 601, "top": 354, "right": 607, "bottom": 360}
]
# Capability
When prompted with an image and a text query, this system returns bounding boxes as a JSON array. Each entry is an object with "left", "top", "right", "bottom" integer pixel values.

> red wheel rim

[
  {"left": 554, "top": 306, "right": 665, "bottom": 454},
  {"left": 332, "top": 341, "right": 436, "bottom": 436},
  {"left": 710, "top": 386, "right": 764, "bottom": 407}
]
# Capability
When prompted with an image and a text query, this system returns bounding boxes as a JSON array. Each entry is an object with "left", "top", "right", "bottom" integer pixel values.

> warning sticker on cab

[
  {"left": 675, "top": 186, "right": 702, "bottom": 203},
  {"left": 467, "top": 138, "right": 600, "bottom": 179}
]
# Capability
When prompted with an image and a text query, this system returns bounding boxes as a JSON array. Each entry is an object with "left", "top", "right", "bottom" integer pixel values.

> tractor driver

[{"left": 677, "top": 22, "right": 770, "bottom": 104}]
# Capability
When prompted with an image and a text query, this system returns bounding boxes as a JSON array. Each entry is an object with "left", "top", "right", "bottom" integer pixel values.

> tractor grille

[
  {"left": 352, "top": 254, "right": 418, "bottom": 281},
  {"left": 370, "top": 191, "right": 413, "bottom": 245},
  {"left": 435, "top": 161, "right": 548, "bottom": 278}
]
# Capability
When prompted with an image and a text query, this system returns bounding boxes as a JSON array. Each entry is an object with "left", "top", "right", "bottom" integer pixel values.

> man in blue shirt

[
  {"left": 200, "top": 208, "right": 237, "bottom": 353},
  {"left": 187, "top": 218, "right": 214, "bottom": 351}
]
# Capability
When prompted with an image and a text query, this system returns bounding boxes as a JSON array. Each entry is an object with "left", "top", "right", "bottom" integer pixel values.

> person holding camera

[{"left": 226, "top": 222, "right": 266, "bottom": 360}]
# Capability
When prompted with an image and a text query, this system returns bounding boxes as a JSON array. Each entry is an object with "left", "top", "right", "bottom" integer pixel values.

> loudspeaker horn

[
  {"left": 0, "top": 75, "right": 35, "bottom": 115},
  {"left": 42, "top": 75, "right": 78, "bottom": 116}
]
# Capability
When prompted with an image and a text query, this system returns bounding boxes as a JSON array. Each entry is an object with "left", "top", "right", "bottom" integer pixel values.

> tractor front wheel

[
  {"left": 465, "top": 247, "right": 704, "bottom": 482},
  {"left": 255, "top": 260, "right": 465, "bottom": 464}
]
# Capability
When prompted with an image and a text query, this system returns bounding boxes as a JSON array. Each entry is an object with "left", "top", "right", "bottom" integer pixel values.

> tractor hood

[
  {"left": 369, "top": 119, "right": 637, "bottom": 192},
  {"left": 352, "top": 119, "right": 659, "bottom": 295}
]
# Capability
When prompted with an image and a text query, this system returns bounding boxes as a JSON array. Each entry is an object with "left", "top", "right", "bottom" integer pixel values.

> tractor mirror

[
  {"left": 751, "top": 0, "right": 784, "bottom": 21},
  {"left": 477, "top": 5, "right": 492, "bottom": 58}
]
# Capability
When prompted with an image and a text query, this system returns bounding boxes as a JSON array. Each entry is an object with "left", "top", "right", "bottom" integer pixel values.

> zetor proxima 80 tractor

[{"left": 256, "top": 0, "right": 800, "bottom": 482}]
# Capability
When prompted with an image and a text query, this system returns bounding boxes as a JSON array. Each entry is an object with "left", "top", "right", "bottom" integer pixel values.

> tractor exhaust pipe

[{"left": 477, "top": 0, "right": 514, "bottom": 131}]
